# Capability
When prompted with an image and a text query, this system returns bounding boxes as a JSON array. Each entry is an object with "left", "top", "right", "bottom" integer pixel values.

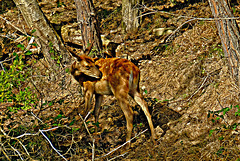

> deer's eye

[{"left": 85, "top": 66, "right": 90, "bottom": 70}]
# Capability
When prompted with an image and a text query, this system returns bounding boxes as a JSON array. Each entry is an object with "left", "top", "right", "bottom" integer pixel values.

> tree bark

[
  {"left": 208, "top": 0, "right": 240, "bottom": 86},
  {"left": 122, "top": 0, "right": 142, "bottom": 33},
  {"left": 74, "top": 0, "right": 102, "bottom": 53},
  {"left": 13, "top": 0, "right": 71, "bottom": 69}
]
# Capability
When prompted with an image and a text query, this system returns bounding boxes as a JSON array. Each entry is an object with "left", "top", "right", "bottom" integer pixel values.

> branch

[
  {"left": 136, "top": 5, "right": 240, "bottom": 43},
  {"left": 0, "top": 143, "right": 11, "bottom": 161},
  {"left": 79, "top": 112, "right": 93, "bottom": 140},
  {"left": 39, "top": 129, "right": 67, "bottom": 161},
  {"left": 186, "top": 74, "right": 210, "bottom": 102},
  {"left": 16, "top": 127, "right": 67, "bottom": 160},
  {"left": 108, "top": 152, "right": 128, "bottom": 161},
  {"left": 0, "top": 16, "right": 28, "bottom": 36},
  {"left": 97, "top": 129, "right": 148, "bottom": 160},
  {"left": 0, "top": 128, "right": 24, "bottom": 160}
]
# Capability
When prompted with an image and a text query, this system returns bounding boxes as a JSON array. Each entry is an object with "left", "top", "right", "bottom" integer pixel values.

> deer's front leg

[
  {"left": 83, "top": 81, "right": 95, "bottom": 112},
  {"left": 94, "top": 94, "right": 103, "bottom": 124}
]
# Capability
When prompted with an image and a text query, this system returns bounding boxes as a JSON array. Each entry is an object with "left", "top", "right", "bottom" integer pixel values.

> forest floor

[{"left": 1, "top": 0, "right": 240, "bottom": 160}]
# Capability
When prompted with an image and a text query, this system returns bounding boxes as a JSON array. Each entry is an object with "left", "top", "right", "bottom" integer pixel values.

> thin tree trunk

[
  {"left": 74, "top": 0, "right": 102, "bottom": 53},
  {"left": 208, "top": 0, "right": 240, "bottom": 86},
  {"left": 13, "top": 0, "right": 71, "bottom": 69},
  {"left": 122, "top": 0, "right": 142, "bottom": 33}
]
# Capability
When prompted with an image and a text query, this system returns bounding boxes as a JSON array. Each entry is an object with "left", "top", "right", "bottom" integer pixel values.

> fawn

[{"left": 71, "top": 53, "right": 157, "bottom": 148}]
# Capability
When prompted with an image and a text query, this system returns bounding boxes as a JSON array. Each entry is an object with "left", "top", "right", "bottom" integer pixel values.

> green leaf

[
  {"left": 25, "top": 50, "right": 32, "bottom": 55},
  {"left": 48, "top": 101, "right": 53, "bottom": 106},
  {"left": 69, "top": 120, "right": 75, "bottom": 126},
  {"left": 65, "top": 68, "right": 70, "bottom": 73},
  {"left": 31, "top": 29, "right": 36, "bottom": 34},
  {"left": 209, "top": 129, "right": 214, "bottom": 136},
  {"left": 144, "top": 89, "right": 148, "bottom": 94},
  {"left": 93, "top": 122, "right": 100, "bottom": 128},
  {"left": 207, "top": 113, "right": 210, "bottom": 118},
  {"left": 49, "top": 49, "right": 54, "bottom": 54},
  {"left": 218, "top": 136, "right": 224, "bottom": 140},
  {"left": 17, "top": 44, "right": 25, "bottom": 50},
  {"left": 31, "top": 43, "right": 37, "bottom": 47}
]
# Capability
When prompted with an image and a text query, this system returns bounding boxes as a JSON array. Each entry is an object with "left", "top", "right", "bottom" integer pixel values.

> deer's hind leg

[
  {"left": 113, "top": 87, "right": 134, "bottom": 149},
  {"left": 132, "top": 91, "right": 157, "bottom": 142}
]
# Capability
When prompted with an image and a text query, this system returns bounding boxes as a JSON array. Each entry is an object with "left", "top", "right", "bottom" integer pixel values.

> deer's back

[{"left": 95, "top": 58, "right": 140, "bottom": 90}]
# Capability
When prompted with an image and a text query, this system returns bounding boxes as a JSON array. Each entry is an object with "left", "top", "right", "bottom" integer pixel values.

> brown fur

[{"left": 71, "top": 55, "right": 157, "bottom": 148}]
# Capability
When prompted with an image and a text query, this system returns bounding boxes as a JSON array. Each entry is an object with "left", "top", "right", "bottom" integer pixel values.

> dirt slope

[{"left": 1, "top": 0, "right": 240, "bottom": 160}]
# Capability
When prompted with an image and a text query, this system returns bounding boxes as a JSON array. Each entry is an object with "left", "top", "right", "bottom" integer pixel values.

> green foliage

[
  {"left": 208, "top": 105, "right": 240, "bottom": 157},
  {"left": 208, "top": 105, "right": 240, "bottom": 128},
  {"left": 209, "top": 44, "right": 224, "bottom": 58},
  {"left": 57, "top": 1, "right": 65, "bottom": 8},
  {"left": 0, "top": 48, "right": 38, "bottom": 112},
  {"left": 144, "top": 89, "right": 148, "bottom": 94},
  {"left": 49, "top": 42, "right": 63, "bottom": 65}
]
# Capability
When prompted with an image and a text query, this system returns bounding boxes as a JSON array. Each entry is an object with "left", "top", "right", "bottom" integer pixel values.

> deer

[{"left": 70, "top": 49, "right": 157, "bottom": 148}]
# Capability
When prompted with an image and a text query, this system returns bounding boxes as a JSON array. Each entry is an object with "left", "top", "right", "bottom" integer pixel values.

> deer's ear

[
  {"left": 84, "top": 43, "right": 94, "bottom": 55},
  {"left": 66, "top": 45, "right": 80, "bottom": 59},
  {"left": 93, "top": 57, "right": 99, "bottom": 62}
]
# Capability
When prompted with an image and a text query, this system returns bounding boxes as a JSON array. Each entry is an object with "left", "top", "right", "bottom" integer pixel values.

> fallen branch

[
  {"left": 40, "top": 129, "right": 67, "bottom": 161},
  {"left": 97, "top": 129, "right": 148, "bottom": 160},
  {"left": 0, "top": 16, "right": 28, "bottom": 36},
  {"left": 15, "top": 127, "right": 67, "bottom": 160},
  {"left": 0, "top": 128, "right": 24, "bottom": 160},
  {"left": 79, "top": 112, "right": 95, "bottom": 160}
]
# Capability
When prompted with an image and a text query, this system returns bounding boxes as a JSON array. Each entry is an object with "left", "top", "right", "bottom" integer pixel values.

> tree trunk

[
  {"left": 13, "top": 0, "right": 71, "bottom": 70},
  {"left": 208, "top": 0, "right": 240, "bottom": 86},
  {"left": 74, "top": 0, "right": 102, "bottom": 53},
  {"left": 122, "top": 0, "right": 142, "bottom": 33}
]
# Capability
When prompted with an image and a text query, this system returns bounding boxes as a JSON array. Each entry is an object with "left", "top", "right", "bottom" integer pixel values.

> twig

[
  {"left": 0, "top": 34, "right": 14, "bottom": 40},
  {"left": 18, "top": 140, "right": 30, "bottom": 157},
  {"left": 0, "top": 143, "right": 11, "bottom": 161},
  {"left": 0, "top": 127, "right": 24, "bottom": 160},
  {"left": 31, "top": 111, "right": 44, "bottom": 124},
  {"left": 39, "top": 129, "right": 67, "bottom": 161},
  {"left": 16, "top": 127, "right": 59, "bottom": 138},
  {"left": 139, "top": 4, "right": 240, "bottom": 20},
  {"left": 79, "top": 112, "right": 95, "bottom": 160},
  {"left": 79, "top": 112, "right": 93, "bottom": 140},
  {"left": 108, "top": 152, "right": 128, "bottom": 161},
  {"left": 97, "top": 129, "right": 148, "bottom": 160},
  {"left": 25, "top": 36, "right": 35, "bottom": 51},
  {"left": 9, "top": 143, "right": 24, "bottom": 161},
  {"left": 136, "top": 5, "right": 240, "bottom": 43},
  {"left": 84, "top": 111, "right": 91, "bottom": 121},
  {"left": 166, "top": 18, "right": 197, "bottom": 42},
  {"left": 16, "top": 131, "right": 40, "bottom": 139},
  {"left": 0, "top": 16, "right": 28, "bottom": 35},
  {"left": 0, "top": 62, "right": 5, "bottom": 72},
  {"left": 0, "top": 56, "right": 16, "bottom": 63},
  {"left": 186, "top": 74, "right": 210, "bottom": 102},
  {"left": 92, "top": 139, "right": 95, "bottom": 161}
]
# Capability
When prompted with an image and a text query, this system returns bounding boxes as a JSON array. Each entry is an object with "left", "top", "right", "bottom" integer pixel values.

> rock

[
  {"left": 153, "top": 28, "right": 166, "bottom": 36},
  {"left": 155, "top": 125, "right": 164, "bottom": 137},
  {"left": 153, "top": 28, "right": 174, "bottom": 36}
]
